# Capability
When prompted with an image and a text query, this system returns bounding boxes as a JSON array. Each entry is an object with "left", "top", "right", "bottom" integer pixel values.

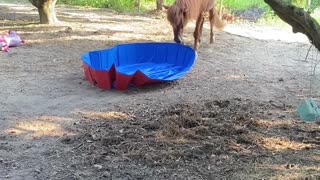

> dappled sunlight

[
  {"left": 255, "top": 119, "right": 294, "bottom": 128},
  {"left": 155, "top": 123, "right": 209, "bottom": 144},
  {"left": 311, "top": 154, "right": 320, "bottom": 162},
  {"left": 257, "top": 163, "right": 294, "bottom": 171},
  {"left": 25, "top": 35, "right": 114, "bottom": 44},
  {"left": 303, "top": 121, "right": 320, "bottom": 131},
  {"left": 77, "top": 111, "right": 130, "bottom": 121},
  {"left": 60, "top": 11, "right": 150, "bottom": 23},
  {"left": 156, "top": 131, "right": 190, "bottom": 144},
  {"left": 0, "top": 3, "right": 37, "bottom": 17},
  {"left": 223, "top": 24, "right": 309, "bottom": 43},
  {"left": 1, "top": 20, "right": 171, "bottom": 46},
  {"left": 155, "top": 130, "right": 191, "bottom": 144},
  {"left": 255, "top": 117, "right": 320, "bottom": 134},
  {"left": 1, "top": 2, "right": 319, "bottom": 178},
  {"left": 224, "top": 74, "right": 246, "bottom": 80},
  {"left": 112, "top": 32, "right": 169, "bottom": 42},
  {"left": 255, "top": 136, "right": 314, "bottom": 152},
  {"left": 4, "top": 116, "right": 74, "bottom": 139},
  {"left": 228, "top": 140, "right": 253, "bottom": 155},
  {"left": 256, "top": 163, "right": 320, "bottom": 180},
  {"left": 0, "top": 2, "right": 31, "bottom": 8},
  {"left": 61, "top": 12, "right": 107, "bottom": 20},
  {"left": 0, "top": 2, "right": 173, "bottom": 48},
  {"left": 1, "top": 3, "right": 168, "bottom": 28}
]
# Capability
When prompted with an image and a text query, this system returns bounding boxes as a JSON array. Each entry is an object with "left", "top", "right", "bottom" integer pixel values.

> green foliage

[
  {"left": 216, "top": 0, "right": 319, "bottom": 25},
  {"left": 282, "top": 0, "right": 320, "bottom": 12},
  {"left": 164, "top": 0, "right": 175, "bottom": 5},
  {"left": 58, "top": 0, "right": 320, "bottom": 24},
  {"left": 59, "top": 0, "right": 134, "bottom": 9},
  {"left": 218, "top": 0, "right": 270, "bottom": 11},
  {"left": 58, "top": 0, "right": 176, "bottom": 12},
  {"left": 58, "top": 0, "right": 320, "bottom": 12},
  {"left": 291, "top": 0, "right": 306, "bottom": 7}
]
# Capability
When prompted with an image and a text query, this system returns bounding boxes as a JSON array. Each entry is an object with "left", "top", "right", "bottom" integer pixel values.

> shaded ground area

[
  {"left": 0, "top": 2, "right": 319, "bottom": 180},
  {"left": 53, "top": 99, "right": 320, "bottom": 179}
]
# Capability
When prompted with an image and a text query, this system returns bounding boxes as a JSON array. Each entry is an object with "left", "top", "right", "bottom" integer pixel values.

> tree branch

[{"left": 264, "top": 0, "right": 320, "bottom": 51}]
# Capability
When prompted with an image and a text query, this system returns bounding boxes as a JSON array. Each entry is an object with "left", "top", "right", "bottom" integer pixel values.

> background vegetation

[
  {"left": 57, "top": 0, "right": 319, "bottom": 12},
  {"left": 1, "top": 0, "right": 318, "bottom": 24},
  {"left": 57, "top": 0, "right": 319, "bottom": 23},
  {"left": 58, "top": 0, "right": 175, "bottom": 11}
]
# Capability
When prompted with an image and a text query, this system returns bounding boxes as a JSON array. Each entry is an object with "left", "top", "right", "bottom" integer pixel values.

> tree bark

[
  {"left": 265, "top": 0, "right": 320, "bottom": 51},
  {"left": 219, "top": 0, "right": 224, "bottom": 18},
  {"left": 156, "top": 0, "right": 164, "bottom": 10},
  {"left": 29, "top": 0, "right": 58, "bottom": 24},
  {"left": 138, "top": 0, "right": 141, "bottom": 13}
]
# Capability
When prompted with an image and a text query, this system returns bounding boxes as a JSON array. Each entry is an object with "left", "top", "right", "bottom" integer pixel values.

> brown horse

[{"left": 166, "top": 0, "right": 225, "bottom": 51}]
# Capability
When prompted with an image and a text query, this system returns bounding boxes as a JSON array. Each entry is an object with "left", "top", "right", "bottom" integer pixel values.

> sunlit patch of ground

[
  {"left": 77, "top": 111, "right": 131, "bottom": 121},
  {"left": 256, "top": 163, "right": 320, "bottom": 180},
  {"left": 4, "top": 116, "right": 74, "bottom": 139},
  {"left": 255, "top": 119, "right": 294, "bottom": 128},
  {"left": 255, "top": 136, "right": 314, "bottom": 151},
  {"left": 224, "top": 74, "right": 247, "bottom": 80},
  {"left": 0, "top": 2, "right": 319, "bottom": 179},
  {"left": 223, "top": 24, "right": 309, "bottom": 43}
]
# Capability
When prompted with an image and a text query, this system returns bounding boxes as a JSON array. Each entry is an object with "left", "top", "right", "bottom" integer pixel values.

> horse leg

[
  {"left": 209, "top": 9, "right": 215, "bottom": 44},
  {"left": 193, "top": 13, "right": 205, "bottom": 51},
  {"left": 198, "top": 15, "right": 205, "bottom": 44}
]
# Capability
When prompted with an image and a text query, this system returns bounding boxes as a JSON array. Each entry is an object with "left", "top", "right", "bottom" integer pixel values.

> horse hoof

[{"left": 210, "top": 37, "right": 216, "bottom": 44}]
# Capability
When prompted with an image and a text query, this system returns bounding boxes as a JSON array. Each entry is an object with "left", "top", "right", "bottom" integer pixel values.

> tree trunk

[
  {"left": 264, "top": 0, "right": 320, "bottom": 51},
  {"left": 306, "top": 0, "right": 311, "bottom": 11},
  {"left": 29, "top": 0, "right": 58, "bottom": 24},
  {"left": 219, "top": 0, "right": 224, "bottom": 18},
  {"left": 156, "top": 0, "right": 164, "bottom": 10},
  {"left": 138, "top": 0, "right": 141, "bottom": 13}
]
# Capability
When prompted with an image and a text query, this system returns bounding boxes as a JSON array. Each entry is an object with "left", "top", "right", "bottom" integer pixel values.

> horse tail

[{"left": 214, "top": 14, "right": 226, "bottom": 30}]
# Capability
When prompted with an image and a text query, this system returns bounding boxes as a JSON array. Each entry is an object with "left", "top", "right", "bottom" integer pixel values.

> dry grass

[
  {"left": 256, "top": 163, "right": 320, "bottom": 180},
  {"left": 23, "top": 100, "right": 319, "bottom": 179},
  {"left": 255, "top": 119, "right": 294, "bottom": 128},
  {"left": 78, "top": 111, "right": 131, "bottom": 121},
  {"left": 255, "top": 136, "right": 314, "bottom": 152},
  {"left": 4, "top": 116, "right": 74, "bottom": 139}
]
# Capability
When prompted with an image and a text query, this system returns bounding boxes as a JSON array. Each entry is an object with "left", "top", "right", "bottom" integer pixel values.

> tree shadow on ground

[
  {"left": 24, "top": 98, "right": 318, "bottom": 179},
  {"left": 0, "top": 3, "right": 319, "bottom": 179}
]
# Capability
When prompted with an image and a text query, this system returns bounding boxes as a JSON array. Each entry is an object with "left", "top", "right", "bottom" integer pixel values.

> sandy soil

[{"left": 0, "top": 3, "right": 319, "bottom": 180}]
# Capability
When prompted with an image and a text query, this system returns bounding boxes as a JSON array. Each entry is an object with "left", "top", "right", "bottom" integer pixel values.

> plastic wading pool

[{"left": 82, "top": 42, "right": 196, "bottom": 90}]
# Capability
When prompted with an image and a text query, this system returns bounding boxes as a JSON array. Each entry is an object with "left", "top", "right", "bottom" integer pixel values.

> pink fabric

[
  {"left": 0, "top": 31, "right": 24, "bottom": 52},
  {"left": 0, "top": 35, "right": 8, "bottom": 52}
]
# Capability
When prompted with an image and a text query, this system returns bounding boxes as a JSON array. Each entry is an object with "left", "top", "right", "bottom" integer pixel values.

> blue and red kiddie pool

[{"left": 81, "top": 42, "right": 196, "bottom": 90}]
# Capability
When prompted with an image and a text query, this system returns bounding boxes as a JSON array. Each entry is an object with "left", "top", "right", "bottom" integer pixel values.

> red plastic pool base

[{"left": 83, "top": 64, "right": 161, "bottom": 91}]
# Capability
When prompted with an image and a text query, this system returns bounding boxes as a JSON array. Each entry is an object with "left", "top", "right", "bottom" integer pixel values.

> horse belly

[{"left": 204, "top": 0, "right": 215, "bottom": 11}]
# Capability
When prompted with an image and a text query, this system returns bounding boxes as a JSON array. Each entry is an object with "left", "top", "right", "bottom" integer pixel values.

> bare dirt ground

[{"left": 0, "top": 3, "right": 319, "bottom": 180}]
